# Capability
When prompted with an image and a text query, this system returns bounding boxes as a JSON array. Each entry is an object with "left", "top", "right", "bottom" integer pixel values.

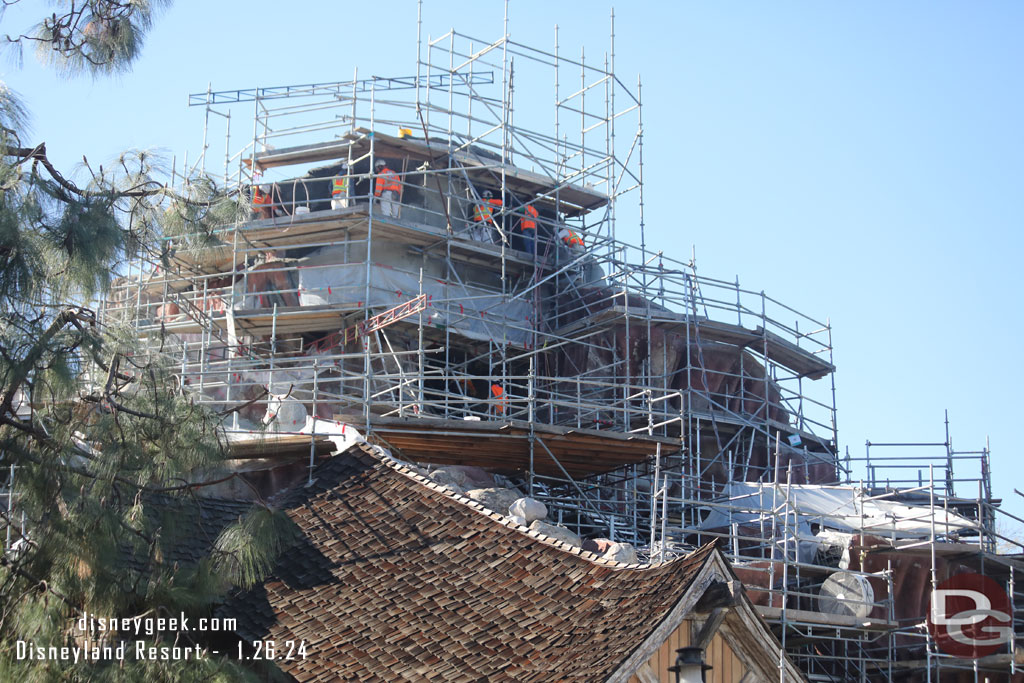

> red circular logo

[{"left": 928, "top": 572, "right": 1012, "bottom": 659}]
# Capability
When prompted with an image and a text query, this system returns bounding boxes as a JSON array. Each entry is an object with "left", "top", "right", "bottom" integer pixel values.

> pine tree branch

[
  {"left": 4, "top": 1, "right": 148, "bottom": 72},
  {"left": 0, "top": 553, "right": 80, "bottom": 613},
  {"left": 0, "top": 307, "right": 82, "bottom": 418},
  {"left": 217, "top": 387, "right": 269, "bottom": 418},
  {"left": 3, "top": 144, "right": 235, "bottom": 214},
  {"left": 0, "top": 506, "right": 33, "bottom": 548},
  {"left": 0, "top": 430, "right": 254, "bottom": 495},
  {"left": 65, "top": 315, "right": 136, "bottom": 384},
  {"left": 96, "top": 352, "right": 159, "bottom": 420},
  {"left": 82, "top": 393, "right": 159, "bottom": 421},
  {"left": 2, "top": 143, "right": 171, "bottom": 199},
  {"left": 5, "top": 142, "right": 87, "bottom": 198}
]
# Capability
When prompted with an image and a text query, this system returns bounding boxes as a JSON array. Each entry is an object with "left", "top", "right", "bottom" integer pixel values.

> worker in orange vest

[
  {"left": 490, "top": 383, "right": 509, "bottom": 417},
  {"left": 558, "top": 227, "right": 584, "bottom": 249},
  {"left": 472, "top": 190, "right": 503, "bottom": 226},
  {"left": 252, "top": 184, "right": 273, "bottom": 219},
  {"left": 471, "top": 190, "right": 503, "bottom": 243},
  {"left": 515, "top": 199, "right": 539, "bottom": 256},
  {"left": 330, "top": 163, "right": 350, "bottom": 210},
  {"left": 373, "top": 159, "right": 401, "bottom": 217},
  {"left": 557, "top": 227, "right": 585, "bottom": 284}
]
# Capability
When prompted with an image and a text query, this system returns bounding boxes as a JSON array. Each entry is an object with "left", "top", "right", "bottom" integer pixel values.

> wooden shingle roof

[{"left": 223, "top": 444, "right": 718, "bottom": 681}]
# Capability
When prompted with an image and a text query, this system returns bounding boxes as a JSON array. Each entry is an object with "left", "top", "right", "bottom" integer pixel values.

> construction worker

[
  {"left": 471, "top": 190, "right": 495, "bottom": 225},
  {"left": 490, "top": 382, "right": 509, "bottom": 417},
  {"left": 373, "top": 159, "right": 401, "bottom": 218},
  {"left": 558, "top": 227, "right": 585, "bottom": 284},
  {"left": 330, "top": 163, "right": 350, "bottom": 209},
  {"left": 515, "top": 199, "right": 539, "bottom": 256},
  {"left": 558, "top": 227, "right": 584, "bottom": 249},
  {"left": 252, "top": 184, "right": 273, "bottom": 219},
  {"left": 471, "top": 190, "right": 503, "bottom": 243}
]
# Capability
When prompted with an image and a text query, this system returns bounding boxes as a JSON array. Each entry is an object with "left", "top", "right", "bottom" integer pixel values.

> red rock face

[
  {"left": 581, "top": 538, "right": 616, "bottom": 555},
  {"left": 547, "top": 325, "right": 835, "bottom": 487},
  {"left": 843, "top": 536, "right": 1007, "bottom": 665},
  {"left": 732, "top": 560, "right": 785, "bottom": 607},
  {"left": 244, "top": 260, "right": 300, "bottom": 308}
]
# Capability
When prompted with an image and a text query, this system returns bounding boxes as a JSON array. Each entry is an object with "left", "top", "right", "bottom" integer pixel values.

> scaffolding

[
  {"left": 673, "top": 417, "right": 1024, "bottom": 682},
  {"left": 89, "top": 14, "right": 1024, "bottom": 683}
]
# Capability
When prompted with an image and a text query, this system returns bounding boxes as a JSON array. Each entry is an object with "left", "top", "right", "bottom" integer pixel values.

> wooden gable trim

[
  {"left": 633, "top": 662, "right": 660, "bottom": 683},
  {"left": 705, "top": 553, "right": 805, "bottom": 681},
  {"left": 607, "top": 550, "right": 806, "bottom": 682},
  {"left": 606, "top": 549, "right": 725, "bottom": 683}
]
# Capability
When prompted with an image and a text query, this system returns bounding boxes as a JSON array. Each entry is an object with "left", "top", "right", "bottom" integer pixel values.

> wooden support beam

[
  {"left": 691, "top": 607, "right": 728, "bottom": 650},
  {"left": 693, "top": 579, "right": 741, "bottom": 614}
]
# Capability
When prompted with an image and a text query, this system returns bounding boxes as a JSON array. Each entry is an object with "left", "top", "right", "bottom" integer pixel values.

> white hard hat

[{"left": 374, "top": 159, "right": 386, "bottom": 168}]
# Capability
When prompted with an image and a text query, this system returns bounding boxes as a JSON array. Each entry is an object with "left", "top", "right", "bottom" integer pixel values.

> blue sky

[{"left": 4, "top": 1, "right": 1022, "bottom": 532}]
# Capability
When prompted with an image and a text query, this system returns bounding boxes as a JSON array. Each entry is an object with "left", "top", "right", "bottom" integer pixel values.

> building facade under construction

[{"left": 88, "top": 20, "right": 1024, "bottom": 682}]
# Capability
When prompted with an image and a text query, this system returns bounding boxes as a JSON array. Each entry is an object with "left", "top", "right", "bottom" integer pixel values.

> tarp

[
  {"left": 698, "top": 482, "right": 975, "bottom": 538},
  {"left": 284, "top": 246, "right": 532, "bottom": 346}
]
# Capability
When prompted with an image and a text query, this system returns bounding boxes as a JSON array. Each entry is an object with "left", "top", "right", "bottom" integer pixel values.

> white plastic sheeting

[
  {"left": 300, "top": 417, "right": 366, "bottom": 455},
  {"left": 288, "top": 246, "right": 532, "bottom": 346},
  {"left": 699, "top": 482, "right": 975, "bottom": 538},
  {"left": 224, "top": 418, "right": 392, "bottom": 461}
]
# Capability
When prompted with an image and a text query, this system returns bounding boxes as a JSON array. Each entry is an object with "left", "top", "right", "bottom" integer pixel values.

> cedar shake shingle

[{"left": 223, "top": 444, "right": 714, "bottom": 681}]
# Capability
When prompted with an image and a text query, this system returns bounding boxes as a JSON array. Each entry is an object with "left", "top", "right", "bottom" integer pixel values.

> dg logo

[{"left": 928, "top": 572, "right": 1012, "bottom": 659}]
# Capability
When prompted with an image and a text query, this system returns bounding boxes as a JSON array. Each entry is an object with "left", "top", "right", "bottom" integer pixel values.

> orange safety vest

[
  {"left": 473, "top": 198, "right": 503, "bottom": 223},
  {"left": 252, "top": 187, "right": 272, "bottom": 216},
  {"left": 472, "top": 203, "right": 493, "bottom": 223},
  {"left": 331, "top": 175, "right": 348, "bottom": 197},
  {"left": 374, "top": 167, "right": 401, "bottom": 196},
  {"left": 519, "top": 203, "right": 538, "bottom": 231},
  {"left": 560, "top": 229, "right": 583, "bottom": 247},
  {"left": 490, "top": 383, "right": 508, "bottom": 415}
]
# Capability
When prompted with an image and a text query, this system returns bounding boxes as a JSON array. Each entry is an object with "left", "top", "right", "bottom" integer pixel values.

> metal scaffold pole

[{"left": 103, "top": 23, "right": 1024, "bottom": 680}]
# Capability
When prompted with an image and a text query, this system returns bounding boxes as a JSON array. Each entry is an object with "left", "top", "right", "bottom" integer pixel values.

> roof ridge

[
  {"left": 355, "top": 440, "right": 706, "bottom": 571},
  {"left": 223, "top": 441, "right": 724, "bottom": 681}
]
